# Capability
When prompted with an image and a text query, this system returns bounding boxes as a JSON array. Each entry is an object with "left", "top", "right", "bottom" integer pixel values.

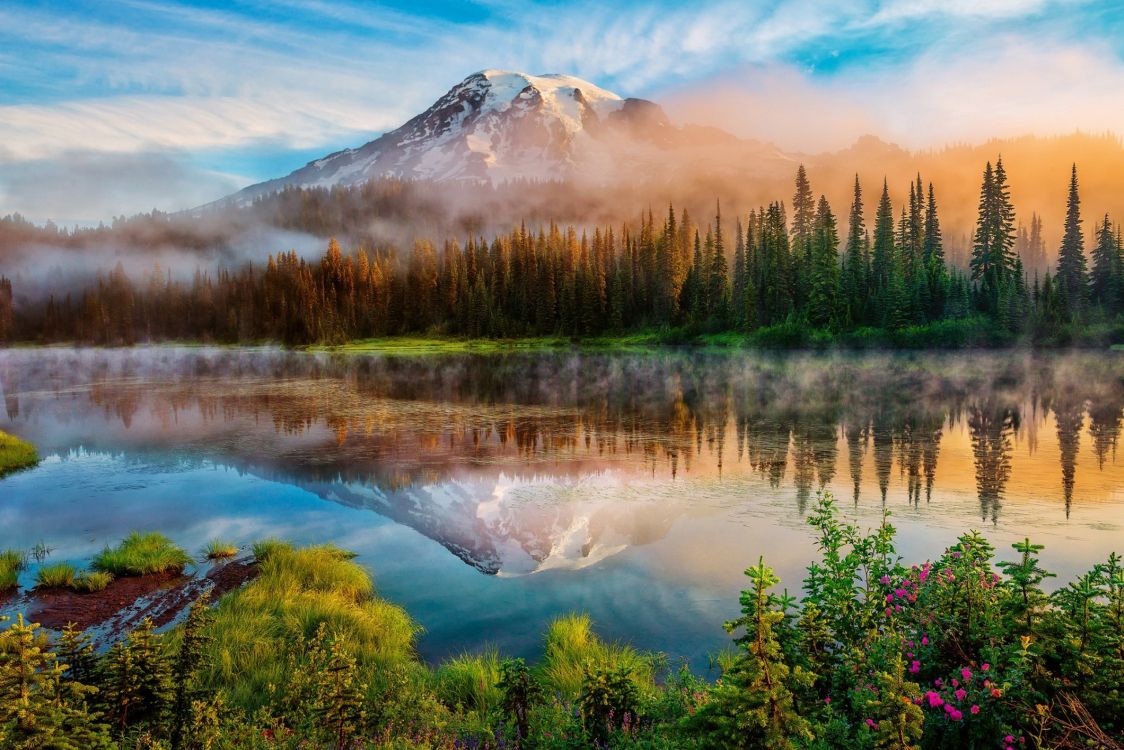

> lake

[{"left": 1, "top": 346, "right": 1122, "bottom": 670}]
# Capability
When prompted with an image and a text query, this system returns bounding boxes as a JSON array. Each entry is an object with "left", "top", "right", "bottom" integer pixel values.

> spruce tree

[
  {"left": 1091, "top": 213, "right": 1118, "bottom": 313},
  {"left": 1056, "top": 164, "right": 1089, "bottom": 317},
  {"left": 842, "top": 175, "right": 867, "bottom": 326},
  {"left": 808, "top": 196, "right": 840, "bottom": 328},
  {"left": 792, "top": 165, "right": 816, "bottom": 307},
  {"left": 871, "top": 180, "right": 896, "bottom": 303},
  {"left": 923, "top": 182, "right": 947, "bottom": 320}
]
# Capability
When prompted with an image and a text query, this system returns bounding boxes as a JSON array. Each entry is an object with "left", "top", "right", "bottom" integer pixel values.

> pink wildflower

[
  {"left": 955, "top": 688, "right": 967, "bottom": 701},
  {"left": 961, "top": 667, "right": 972, "bottom": 681},
  {"left": 970, "top": 705, "right": 980, "bottom": 715},
  {"left": 926, "top": 691, "right": 943, "bottom": 707}
]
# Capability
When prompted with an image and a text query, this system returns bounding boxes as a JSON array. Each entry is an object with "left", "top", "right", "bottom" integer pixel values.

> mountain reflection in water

[{"left": 2, "top": 347, "right": 1122, "bottom": 577}]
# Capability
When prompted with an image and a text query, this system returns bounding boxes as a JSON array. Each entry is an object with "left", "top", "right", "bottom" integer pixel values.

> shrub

[
  {"left": 0, "top": 548, "right": 26, "bottom": 590},
  {"left": 92, "top": 531, "right": 192, "bottom": 576},
  {"left": 72, "top": 570, "right": 113, "bottom": 593},
  {"left": 35, "top": 562, "right": 77, "bottom": 588}
]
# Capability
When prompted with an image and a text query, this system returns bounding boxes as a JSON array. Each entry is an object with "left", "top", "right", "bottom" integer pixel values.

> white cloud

[{"left": 660, "top": 34, "right": 1124, "bottom": 152}]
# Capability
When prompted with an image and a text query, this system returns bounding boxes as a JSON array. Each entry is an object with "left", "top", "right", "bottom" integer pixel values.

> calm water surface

[{"left": 1, "top": 347, "right": 1122, "bottom": 669}]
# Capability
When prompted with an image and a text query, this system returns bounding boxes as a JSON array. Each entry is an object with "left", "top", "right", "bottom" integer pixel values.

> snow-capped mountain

[{"left": 235, "top": 70, "right": 676, "bottom": 198}]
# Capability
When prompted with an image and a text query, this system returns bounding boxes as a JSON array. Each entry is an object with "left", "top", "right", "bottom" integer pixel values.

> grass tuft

[
  {"left": 72, "top": 570, "right": 113, "bottom": 593},
  {"left": 202, "top": 539, "right": 239, "bottom": 560},
  {"left": 0, "top": 549, "right": 27, "bottom": 590},
  {"left": 540, "top": 612, "right": 656, "bottom": 698},
  {"left": 35, "top": 562, "right": 77, "bottom": 589},
  {"left": 434, "top": 647, "right": 502, "bottom": 715},
  {"left": 0, "top": 429, "right": 38, "bottom": 477},
  {"left": 250, "top": 538, "right": 290, "bottom": 563},
  {"left": 92, "top": 531, "right": 192, "bottom": 576},
  {"left": 195, "top": 542, "right": 422, "bottom": 712}
]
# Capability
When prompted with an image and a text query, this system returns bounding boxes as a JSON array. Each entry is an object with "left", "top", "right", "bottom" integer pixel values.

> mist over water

[{"left": 1, "top": 346, "right": 1122, "bottom": 666}]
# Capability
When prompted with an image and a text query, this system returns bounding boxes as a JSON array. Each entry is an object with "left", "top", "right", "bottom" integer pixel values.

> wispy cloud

[{"left": 0, "top": 0, "right": 1117, "bottom": 219}]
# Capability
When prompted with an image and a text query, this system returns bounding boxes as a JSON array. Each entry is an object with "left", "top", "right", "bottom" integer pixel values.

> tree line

[{"left": 2, "top": 160, "right": 1122, "bottom": 346}]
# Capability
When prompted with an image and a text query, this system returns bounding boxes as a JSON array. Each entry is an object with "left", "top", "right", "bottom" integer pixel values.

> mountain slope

[{"left": 235, "top": 70, "right": 676, "bottom": 199}]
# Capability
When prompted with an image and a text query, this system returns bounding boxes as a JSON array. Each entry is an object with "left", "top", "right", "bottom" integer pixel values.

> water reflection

[{"left": 1, "top": 348, "right": 1123, "bottom": 576}]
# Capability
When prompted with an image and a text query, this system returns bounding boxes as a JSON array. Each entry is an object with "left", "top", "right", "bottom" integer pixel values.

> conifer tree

[
  {"left": 1091, "top": 213, "right": 1119, "bottom": 312},
  {"left": 686, "top": 558, "right": 813, "bottom": 749},
  {"left": 842, "top": 176, "right": 867, "bottom": 327},
  {"left": 792, "top": 165, "right": 816, "bottom": 307},
  {"left": 808, "top": 196, "right": 840, "bottom": 328},
  {"left": 0, "top": 616, "right": 112, "bottom": 749},
  {"left": 1056, "top": 164, "right": 1089, "bottom": 316},
  {"left": 709, "top": 204, "right": 730, "bottom": 325},
  {"left": 872, "top": 180, "right": 896, "bottom": 302}
]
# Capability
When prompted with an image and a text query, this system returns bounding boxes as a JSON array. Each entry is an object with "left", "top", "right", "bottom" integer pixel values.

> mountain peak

[{"left": 233, "top": 69, "right": 662, "bottom": 199}]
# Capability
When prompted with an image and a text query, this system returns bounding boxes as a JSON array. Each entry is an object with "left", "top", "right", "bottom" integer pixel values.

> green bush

[
  {"left": 35, "top": 562, "right": 77, "bottom": 588},
  {"left": 92, "top": 531, "right": 192, "bottom": 576}
]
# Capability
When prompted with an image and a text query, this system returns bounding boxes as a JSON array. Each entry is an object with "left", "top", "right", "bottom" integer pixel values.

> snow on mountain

[
  {"left": 233, "top": 70, "right": 674, "bottom": 199},
  {"left": 299, "top": 470, "right": 682, "bottom": 576}
]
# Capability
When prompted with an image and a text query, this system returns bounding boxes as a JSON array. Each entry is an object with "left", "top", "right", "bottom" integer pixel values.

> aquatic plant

[
  {"left": 72, "top": 570, "right": 113, "bottom": 593},
  {"left": 35, "top": 561, "right": 77, "bottom": 589},
  {"left": 201, "top": 539, "right": 238, "bottom": 560},
  {"left": 91, "top": 531, "right": 191, "bottom": 576},
  {"left": 0, "top": 549, "right": 26, "bottom": 590}
]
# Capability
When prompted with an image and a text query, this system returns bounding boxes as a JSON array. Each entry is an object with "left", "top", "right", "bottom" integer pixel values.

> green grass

[
  {"left": 434, "top": 647, "right": 502, "bottom": 715},
  {"left": 35, "top": 562, "right": 77, "bottom": 589},
  {"left": 314, "top": 335, "right": 573, "bottom": 355},
  {"left": 202, "top": 539, "right": 239, "bottom": 560},
  {"left": 0, "top": 429, "right": 38, "bottom": 477},
  {"left": 540, "top": 612, "right": 656, "bottom": 698},
  {"left": 91, "top": 531, "right": 192, "bottom": 576},
  {"left": 194, "top": 542, "right": 422, "bottom": 711},
  {"left": 0, "top": 549, "right": 27, "bottom": 590},
  {"left": 250, "top": 537, "right": 289, "bottom": 563},
  {"left": 72, "top": 570, "right": 113, "bottom": 593}
]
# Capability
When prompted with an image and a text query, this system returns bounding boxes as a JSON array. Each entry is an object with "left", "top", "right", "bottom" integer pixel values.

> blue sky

[{"left": 1, "top": 0, "right": 1121, "bottom": 220}]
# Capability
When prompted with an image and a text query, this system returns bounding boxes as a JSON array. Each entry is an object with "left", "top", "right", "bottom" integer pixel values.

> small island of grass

[{"left": 0, "top": 429, "right": 38, "bottom": 477}]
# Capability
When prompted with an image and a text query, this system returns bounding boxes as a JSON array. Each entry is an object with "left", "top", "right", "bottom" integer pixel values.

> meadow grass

[
  {"left": 315, "top": 336, "right": 573, "bottom": 355},
  {"left": 72, "top": 570, "right": 113, "bottom": 593},
  {"left": 194, "top": 542, "right": 422, "bottom": 711},
  {"left": 0, "top": 549, "right": 27, "bottom": 590},
  {"left": 540, "top": 612, "right": 656, "bottom": 698},
  {"left": 0, "top": 429, "right": 38, "bottom": 477},
  {"left": 92, "top": 531, "right": 192, "bottom": 576},
  {"left": 35, "top": 562, "right": 77, "bottom": 588},
  {"left": 202, "top": 539, "right": 239, "bottom": 560},
  {"left": 434, "top": 647, "right": 502, "bottom": 715}
]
